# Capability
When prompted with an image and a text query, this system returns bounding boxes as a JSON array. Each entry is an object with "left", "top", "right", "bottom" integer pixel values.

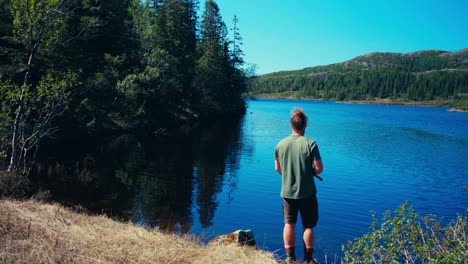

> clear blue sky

[{"left": 210, "top": 0, "right": 468, "bottom": 75}]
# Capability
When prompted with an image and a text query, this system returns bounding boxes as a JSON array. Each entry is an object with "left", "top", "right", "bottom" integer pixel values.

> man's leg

[
  {"left": 283, "top": 198, "right": 298, "bottom": 262},
  {"left": 300, "top": 195, "right": 318, "bottom": 263},
  {"left": 303, "top": 227, "right": 314, "bottom": 248},
  {"left": 303, "top": 227, "right": 314, "bottom": 262},
  {"left": 283, "top": 223, "right": 296, "bottom": 261},
  {"left": 284, "top": 223, "right": 296, "bottom": 246}
]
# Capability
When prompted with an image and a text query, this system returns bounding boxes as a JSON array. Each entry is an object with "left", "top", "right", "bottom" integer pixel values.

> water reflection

[
  {"left": 33, "top": 117, "right": 245, "bottom": 233},
  {"left": 131, "top": 136, "right": 195, "bottom": 233},
  {"left": 193, "top": 118, "right": 244, "bottom": 227}
]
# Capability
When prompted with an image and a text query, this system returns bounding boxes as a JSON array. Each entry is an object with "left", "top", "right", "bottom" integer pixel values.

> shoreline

[{"left": 247, "top": 94, "right": 468, "bottom": 112}]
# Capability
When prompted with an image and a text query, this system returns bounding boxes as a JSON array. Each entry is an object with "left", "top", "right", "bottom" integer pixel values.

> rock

[{"left": 208, "top": 229, "right": 256, "bottom": 247}]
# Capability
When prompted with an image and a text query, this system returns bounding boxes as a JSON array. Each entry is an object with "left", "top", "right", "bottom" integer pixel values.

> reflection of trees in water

[
  {"left": 32, "top": 116, "right": 246, "bottom": 232},
  {"left": 32, "top": 134, "right": 195, "bottom": 233},
  {"left": 93, "top": 134, "right": 195, "bottom": 233},
  {"left": 134, "top": 139, "right": 194, "bottom": 233},
  {"left": 192, "top": 118, "right": 244, "bottom": 227}
]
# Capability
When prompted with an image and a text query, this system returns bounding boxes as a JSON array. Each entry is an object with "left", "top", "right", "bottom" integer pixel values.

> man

[{"left": 274, "top": 108, "right": 323, "bottom": 263}]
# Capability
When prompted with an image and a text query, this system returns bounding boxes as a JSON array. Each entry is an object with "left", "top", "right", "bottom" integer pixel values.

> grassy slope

[{"left": 0, "top": 199, "right": 277, "bottom": 264}]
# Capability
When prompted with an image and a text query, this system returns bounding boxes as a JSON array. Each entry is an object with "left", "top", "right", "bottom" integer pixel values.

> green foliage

[
  {"left": 0, "top": 81, "right": 19, "bottom": 157},
  {"left": 4, "top": 72, "right": 78, "bottom": 173},
  {"left": 11, "top": 0, "right": 71, "bottom": 54},
  {"left": 34, "top": 72, "right": 76, "bottom": 115},
  {"left": 1, "top": 0, "right": 248, "bottom": 171},
  {"left": 229, "top": 15, "right": 244, "bottom": 68},
  {"left": 247, "top": 50, "right": 468, "bottom": 103},
  {"left": 342, "top": 202, "right": 468, "bottom": 263},
  {"left": 0, "top": 0, "right": 20, "bottom": 79},
  {"left": 194, "top": 0, "right": 245, "bottom": 115}
]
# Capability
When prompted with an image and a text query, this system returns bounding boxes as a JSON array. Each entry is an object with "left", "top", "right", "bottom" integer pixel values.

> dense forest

[
  {"left": 0, "top": 0, "right": 247, "bottom": 174},
  {"left": 247, "top": 49, "right": 468, "bottom": 102}
]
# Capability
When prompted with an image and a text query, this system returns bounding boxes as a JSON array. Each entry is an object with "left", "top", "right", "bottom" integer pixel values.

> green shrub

[{"left": 342, "top": 202, "right": 467, "bottom": 263}]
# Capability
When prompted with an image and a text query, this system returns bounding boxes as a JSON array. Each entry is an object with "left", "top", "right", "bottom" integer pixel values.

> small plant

[{"left": 342, "top": 202, "right": 467, "bottom": 263}]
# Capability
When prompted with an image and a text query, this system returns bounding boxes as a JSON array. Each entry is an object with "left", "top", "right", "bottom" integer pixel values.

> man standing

[{"left": 274, "top": 108, "right": 323, "bottom": 263}]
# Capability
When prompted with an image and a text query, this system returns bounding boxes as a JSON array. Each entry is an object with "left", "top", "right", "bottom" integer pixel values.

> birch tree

[{"left": 6, "top": 0, "right": 76, "bottom": 172}]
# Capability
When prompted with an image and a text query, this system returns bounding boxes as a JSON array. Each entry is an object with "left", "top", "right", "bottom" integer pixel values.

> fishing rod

[{"left": 313, "top": 171, "right": 323, "bottom": 181}]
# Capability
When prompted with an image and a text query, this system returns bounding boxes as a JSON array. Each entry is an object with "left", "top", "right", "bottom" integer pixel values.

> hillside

[{"left": 247, "top": 49, "right": 468, "bottom": 107}]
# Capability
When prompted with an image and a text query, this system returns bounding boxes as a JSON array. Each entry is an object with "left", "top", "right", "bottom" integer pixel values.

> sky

[{"left": 211, "top": 0, "right": 468, "bottom": 75}]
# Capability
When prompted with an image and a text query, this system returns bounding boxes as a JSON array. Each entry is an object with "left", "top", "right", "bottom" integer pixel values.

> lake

[{"left": 35, "top": 98, "right": 468, "bottom": 260}]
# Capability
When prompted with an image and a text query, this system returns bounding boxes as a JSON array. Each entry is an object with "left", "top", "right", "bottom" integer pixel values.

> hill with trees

[{"left": 247, "top": 49, "right": 468, "bottom": 105}]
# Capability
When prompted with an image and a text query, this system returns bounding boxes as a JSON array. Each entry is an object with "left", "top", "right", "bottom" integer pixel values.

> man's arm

[
  {"left": 313, "top": 159, "right": 323, "bottom": 175},
  {"left": 275, "top": 160, "right": 282, "bottom": 175}
]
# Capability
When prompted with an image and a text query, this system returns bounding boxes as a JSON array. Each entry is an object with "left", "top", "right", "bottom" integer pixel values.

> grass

[
  {"left": 2, "top": 183, "right": 465, "bottom": 263},
  {"left": 0, "top": 199, "right": 278, "bottom": 264}
]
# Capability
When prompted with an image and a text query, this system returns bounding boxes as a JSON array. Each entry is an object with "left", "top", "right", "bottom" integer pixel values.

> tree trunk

[{"left": 7, "top": 52, "right": 33, "bottom": 172}]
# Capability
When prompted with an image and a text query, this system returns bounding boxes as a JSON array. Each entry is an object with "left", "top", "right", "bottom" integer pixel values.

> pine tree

[
  {"left": 0, "top": 0, "right": 17, "bottom": 80},
  {"left": 154, "top": 0, "right": 197, "bottom": 105},
  {"left": 195, "top": 0, "right": 229, "bottom": 114},
  {"left": 230, "top": 15, "right": 244, "bottom": 68}
]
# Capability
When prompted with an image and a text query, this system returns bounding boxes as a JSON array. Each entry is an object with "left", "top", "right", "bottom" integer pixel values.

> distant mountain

[
  {"left": 341, "top": 49, "right": 468, "bottom": 71},
  {"left": 247, "top": 49, "right": 468, "bottom": 104}
]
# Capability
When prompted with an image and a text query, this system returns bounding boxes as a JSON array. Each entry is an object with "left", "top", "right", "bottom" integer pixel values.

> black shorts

[{"left": 282, "top": 195, "right": 318, "bottom": 228}]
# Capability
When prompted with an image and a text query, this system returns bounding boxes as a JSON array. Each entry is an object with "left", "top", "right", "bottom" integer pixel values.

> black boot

[
  {"left": 304, "top": 247, "right": 315, "bottom": 263},
  {"left": 285, "top": 246, "right": 296, "bottom": 263}
]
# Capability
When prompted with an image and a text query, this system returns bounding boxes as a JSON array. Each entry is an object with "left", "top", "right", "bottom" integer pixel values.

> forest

[
  {"left": 0, "top": 0, "right": 247, "bottom": 174},
  {"left": 247, "top": 49, "right": 468, "bottom": 102}
]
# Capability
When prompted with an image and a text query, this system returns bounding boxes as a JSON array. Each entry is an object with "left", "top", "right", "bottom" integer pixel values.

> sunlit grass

[{"left": 0, "top": 199, "right": 277, "bottom": 263}]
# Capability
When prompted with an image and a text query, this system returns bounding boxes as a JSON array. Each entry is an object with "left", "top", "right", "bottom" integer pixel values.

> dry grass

[{"left": 0, "top": 199, "right": 278, "bottom": 264}]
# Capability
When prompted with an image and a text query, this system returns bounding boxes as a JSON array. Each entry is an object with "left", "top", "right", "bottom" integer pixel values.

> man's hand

[{"left": 313, "top": 159, "right": 323, "bottom": 175}]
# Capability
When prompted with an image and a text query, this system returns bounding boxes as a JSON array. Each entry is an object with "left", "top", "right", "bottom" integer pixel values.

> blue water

[
  {"left": 38, "top": 98, "right": 468, "bottom": 261},
  {"left": 189, "top": 99, "right": 468, "bottom": 259}
]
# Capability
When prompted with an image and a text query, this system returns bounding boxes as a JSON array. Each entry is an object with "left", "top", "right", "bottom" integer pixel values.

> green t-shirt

[{"left": 274, "top": 135, "right": 321, "bottom": 199}]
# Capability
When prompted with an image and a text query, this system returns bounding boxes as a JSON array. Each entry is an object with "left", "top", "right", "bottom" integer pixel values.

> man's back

[{"left": 274, "top": 135, "right": 320, "bottom": 199}]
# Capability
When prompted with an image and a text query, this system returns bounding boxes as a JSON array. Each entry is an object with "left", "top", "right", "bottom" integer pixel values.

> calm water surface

[
  {"left": 231, "top": 99, "right": 468, "bottom": 258},
  {"left": 37, "top": 99, "right": 468, "bottom": 260}
]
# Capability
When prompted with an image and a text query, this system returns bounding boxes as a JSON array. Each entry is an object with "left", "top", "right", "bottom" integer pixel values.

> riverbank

[
  {"left": 0, "top": 199, "right": 277, "bottom": 264},
  {"left": 337, "top": 99, "right": 468, "bottom": 111},
  {"left": 248, "top": 92, "right": 468, "bottom": 112}
]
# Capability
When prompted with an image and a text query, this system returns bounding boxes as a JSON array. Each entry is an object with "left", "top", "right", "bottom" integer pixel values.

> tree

[
  {"left": 61, "top": 0, "right": 140, "bottom": 134},
  {"left": 1, "top": 0, "right": 249, "bottom": 173},
  {"left": 153, "top": 0, "right": 197, "bottom": 105},
  {"left": 118, "top": 0, "right": 199, "bottom": 131},
  {"left": 0, "top": 0, "right": 18, "bottom": 81},
  {"left": 195, "top": 0, "right": 229, "bottom": 113},
  {"left": 6, "top": 0, "right": 77, "bottom": 172},
  {"left": 226, "top": 14, "right": 246, "bottom": 113},
  {"left": 1, "top": 73, "right": 77, "bottom": 174},
  {"left": 229, "top": 15, "right": 244, "bottom": 68}
]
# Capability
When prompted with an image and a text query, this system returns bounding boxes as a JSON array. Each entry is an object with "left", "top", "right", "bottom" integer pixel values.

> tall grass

[{"left": 0, "top": 199, "right": 277, "bottom": 263}]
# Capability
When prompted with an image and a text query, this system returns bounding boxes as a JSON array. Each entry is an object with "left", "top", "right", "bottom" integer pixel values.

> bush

[
  {"left": 342, "top": 202, "right": 468, "bottom": 263},
  {"left": 0, "top": 171, "right": 32, "bottom": 198}
]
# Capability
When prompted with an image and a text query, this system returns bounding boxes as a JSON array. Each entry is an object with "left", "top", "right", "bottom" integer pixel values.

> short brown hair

[{"left": 290, "top": 108, "right": 307, "bottom": 132}]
